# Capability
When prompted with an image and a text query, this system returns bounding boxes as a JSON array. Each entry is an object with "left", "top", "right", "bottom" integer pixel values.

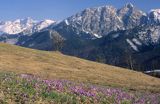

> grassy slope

[{"left": 0, "top": 43, "right": 160, "bottom": 92}]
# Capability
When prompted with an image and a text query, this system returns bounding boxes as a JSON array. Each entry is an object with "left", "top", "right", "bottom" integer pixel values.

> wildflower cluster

[{"left": 0, "top": 72, "right": 159, "bottom": 104}]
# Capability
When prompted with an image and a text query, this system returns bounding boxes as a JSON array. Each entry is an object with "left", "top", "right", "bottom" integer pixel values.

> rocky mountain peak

[
  {"left": 57, "top": 3, "right": 148, "bottom": 39},
  {"left": 125, "top": 3, "right": 134, "bottom": 9},
  {"left": 149, "top": 9, "right": 160, "bottom": 23}
]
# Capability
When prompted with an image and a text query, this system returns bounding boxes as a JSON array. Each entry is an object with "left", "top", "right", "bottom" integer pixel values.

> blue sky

[{"left": 0, "top": 0, "right": 159, "bottom": 21}]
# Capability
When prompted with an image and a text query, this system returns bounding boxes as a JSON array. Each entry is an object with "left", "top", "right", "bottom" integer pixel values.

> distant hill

[{"left": 0, "top": 43, "right": 160, "bottom": 92}]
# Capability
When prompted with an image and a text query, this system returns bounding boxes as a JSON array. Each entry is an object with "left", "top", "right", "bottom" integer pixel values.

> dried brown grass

[{"left": 0, "top": 43, "right": 160, "bottom": 92}]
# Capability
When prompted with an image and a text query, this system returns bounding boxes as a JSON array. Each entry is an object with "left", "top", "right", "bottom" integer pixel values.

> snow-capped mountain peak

[
  {"left": 58, "top": 3, "right": 146, "bottom": 39},
  {"left": 0, "top": 18, "right": 55, "bottom": 35},
  {"left": 149, "top": 9, "right": 160, "bottom": 22},
  {"left": 33, "top": 19, "right": 55, "bottom": 31}
]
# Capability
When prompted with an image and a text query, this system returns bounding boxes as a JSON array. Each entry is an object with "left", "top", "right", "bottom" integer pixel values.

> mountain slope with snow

[
  {"left": 32, "top": 19, "right": 55, "bottom": 32},
  {"left": 53, "top": 3, "right": 147, "bottom": 39},
  {"left": 0, "top": 18, "right": 55, "bottom": 35},
  {"left": 149, "top": 9, "right": 160, "bottom": 23}
]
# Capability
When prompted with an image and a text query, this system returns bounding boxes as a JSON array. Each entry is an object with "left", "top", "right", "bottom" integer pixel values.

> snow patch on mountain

[
  {"left": 65, "top": 20, "right": 69, "bottom": 25},
  {"left": 132, "top": 38, "right": 142, "bottom": 46},
  {"left": 126, "top": 39, "right": 139, "bottom": 51},
  {"left": 93, "top": 33, "right": 102, "bottom": 38}
]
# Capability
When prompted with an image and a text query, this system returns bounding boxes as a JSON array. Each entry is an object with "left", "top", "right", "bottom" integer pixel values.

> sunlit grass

[{"left": 0, "top": 43, "right": 160, "bottom": 93}]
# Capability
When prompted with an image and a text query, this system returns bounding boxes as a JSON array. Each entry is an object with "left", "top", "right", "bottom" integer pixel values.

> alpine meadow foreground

[
  {"left": 0, "top": 72, "right": 160, "bottom": 104},
  {"left": 0, "top": 43, "right": 160, "bottom": 92}
]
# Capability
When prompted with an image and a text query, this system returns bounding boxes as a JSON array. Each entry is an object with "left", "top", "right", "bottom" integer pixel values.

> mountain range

[
  {"left": 0, "top": 17, "right": 55, "bottom": 35},
  {"left": 0, "top": 3, "right": 160, "bottom": 71}
]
